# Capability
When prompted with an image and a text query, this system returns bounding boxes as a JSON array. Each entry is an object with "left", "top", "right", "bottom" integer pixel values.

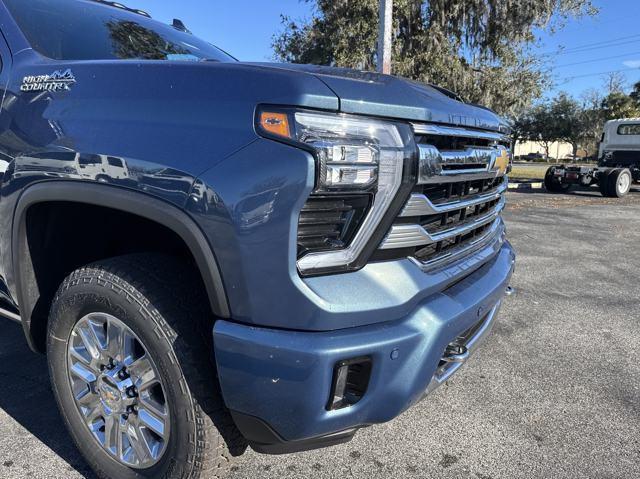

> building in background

[{"left": 514, "top": 141, "right": 588, "bottom": 161}]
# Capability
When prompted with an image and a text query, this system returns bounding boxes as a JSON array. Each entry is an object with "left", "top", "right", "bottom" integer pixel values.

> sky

[{"left": 129, "top": 0, "right": 640, "bottom": 99}]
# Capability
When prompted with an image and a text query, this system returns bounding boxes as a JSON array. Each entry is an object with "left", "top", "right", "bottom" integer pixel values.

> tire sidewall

[{"left": 47, "top": 277, "right": 195, "bottom": 479}]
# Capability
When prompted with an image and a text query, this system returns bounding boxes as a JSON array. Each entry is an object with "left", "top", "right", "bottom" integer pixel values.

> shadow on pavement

[{"left": 0, "top": 316, "right": 95, "bottom": 478}]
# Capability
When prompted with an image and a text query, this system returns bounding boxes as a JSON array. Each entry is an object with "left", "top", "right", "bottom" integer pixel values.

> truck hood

[{"left": 242, "top": 62, "right": 505, "bottom": 132}]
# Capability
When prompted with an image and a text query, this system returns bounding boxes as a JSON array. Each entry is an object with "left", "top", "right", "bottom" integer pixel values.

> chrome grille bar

[
  {"left": 400, "top": 177, "right": 508, "bottom": 217},
  {"left": 410, "top": 219, "right": 504, "bottom": 271},
  {"left": 379, "top": 196, "right": 505, "bottom": 249},
  {"left": 411, "top": 123, "right": 510, "bottom": 143},
  {"left": 417, "top": 143, "right": 510, "bottom": 183}
]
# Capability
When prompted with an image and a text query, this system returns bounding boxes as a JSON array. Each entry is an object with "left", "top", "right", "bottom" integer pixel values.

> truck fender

[{"left": 11, "top": 180, "right": 230, "bottom": 351}]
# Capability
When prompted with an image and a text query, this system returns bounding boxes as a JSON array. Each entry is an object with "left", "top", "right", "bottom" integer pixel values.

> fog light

[{"left": 327, "top": 356, "right": 372, "bottom": 411}]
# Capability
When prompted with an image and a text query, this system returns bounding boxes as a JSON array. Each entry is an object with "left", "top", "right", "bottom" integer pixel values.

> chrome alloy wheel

[{"left": 67, "top": 313, "right": 170, "bottom": 468}]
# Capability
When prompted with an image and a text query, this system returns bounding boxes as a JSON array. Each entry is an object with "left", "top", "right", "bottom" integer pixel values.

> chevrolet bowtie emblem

[{"left": 493, "top": 145, "right": 511, "bottom": 175}]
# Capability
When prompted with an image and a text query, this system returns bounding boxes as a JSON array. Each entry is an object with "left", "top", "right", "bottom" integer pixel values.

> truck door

[
  {"left": 0, "top": 31, "right": 11, "bottom": 172},
  {"left": 0, "top": 26, "right": 17, "bottom": 314}
]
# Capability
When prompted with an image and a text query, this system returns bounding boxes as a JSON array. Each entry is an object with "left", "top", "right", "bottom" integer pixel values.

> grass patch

[{"left": 510, "top": 165, "right": 548, "bottom": 180}]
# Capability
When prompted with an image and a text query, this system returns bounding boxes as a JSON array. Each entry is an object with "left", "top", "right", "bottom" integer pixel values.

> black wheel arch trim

[{"left": 12, "top": 180, "right": 230, "bottom": 352}]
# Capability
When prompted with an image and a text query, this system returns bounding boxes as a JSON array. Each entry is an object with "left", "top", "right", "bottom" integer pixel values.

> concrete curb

[{"left": 508, "top": 182, "right": 544, "bottom": 190}]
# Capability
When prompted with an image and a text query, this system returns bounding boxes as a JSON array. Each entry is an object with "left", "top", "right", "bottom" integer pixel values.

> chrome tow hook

[
  {"left": 505, "top": 285, "right": 515, "bottom": 296},
  {"left": 442, "top": 344, "right": 469, "bottom": 363}
]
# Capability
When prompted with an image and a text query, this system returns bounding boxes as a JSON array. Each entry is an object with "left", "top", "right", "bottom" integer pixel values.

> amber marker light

[{"left": 259, "top": 111, "right": 291, "bottom": 139}]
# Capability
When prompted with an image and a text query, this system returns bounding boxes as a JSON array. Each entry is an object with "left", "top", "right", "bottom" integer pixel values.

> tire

[
  {"left": 606, "top": 168, "right": 632, "bottom": 198},
  {"left": 46, "top": 254, "right": 246, "bottom": 479},
  {"left": 598, "top": 170, "right": 612, "bottom": 197},
  {"left": 544, "top": 167, "right": 571, "bottom": 193}
]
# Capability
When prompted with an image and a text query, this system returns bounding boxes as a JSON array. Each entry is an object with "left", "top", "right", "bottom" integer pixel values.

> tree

[
  {"left": 629, "top": 80, "right": 640, "bottom": 107},
  {"left": 580, "top": 89, "right": 606, "bottom": 156},
  {"left": 510, "top": 115, "right": 529, "bottom": 153},
  {"left": 601, "top": 91, "right": 640, "bottom": 121},
  {"left": 517, "top": 103, "right": 559, "bottom": 161},
  {"left": 106, "top": 20, "right": 190, "bottom": 59},
  {"left": 551, "top": 93, "right": 587, "bottom": 161},
  {"left": 273, "top": 0, "right": 596, "bottom": 116},
  {"left": 603, "top": 71, "right": 627, "bottom": 95}
]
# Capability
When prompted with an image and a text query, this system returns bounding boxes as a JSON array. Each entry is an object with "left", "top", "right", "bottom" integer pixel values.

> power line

[
  {"left": 553, "top": 38, "right": 640, "bottom": 56},
  {"left": 540, "top": 34, "right": 640, "bottom": 58},
  {"left": 550, "top": 33, "right": 640, "bottom": 54},
  {"left": 560, "top": 67, "right": 640, "bottom": 82},
  {"left": 554, "top": 50, "right": 640, "bottom": 68}
]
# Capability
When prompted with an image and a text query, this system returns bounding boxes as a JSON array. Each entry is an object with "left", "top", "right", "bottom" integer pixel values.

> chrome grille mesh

[{"left": 377, "top": 124, "right": 509, "bottom": 267}]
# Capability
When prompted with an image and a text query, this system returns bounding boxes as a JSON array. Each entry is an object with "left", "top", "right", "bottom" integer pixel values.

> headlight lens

[
  {"left": 257, "top": 108, "right": 412, "bottom": 274},
  {"left": 293, "top": 111, "right": 406, "bottom": 193}
]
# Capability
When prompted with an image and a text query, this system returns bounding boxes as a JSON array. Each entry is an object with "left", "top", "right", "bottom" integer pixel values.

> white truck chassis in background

[{"left": 545, "top": 118, "right": 640, "bottom": 198}]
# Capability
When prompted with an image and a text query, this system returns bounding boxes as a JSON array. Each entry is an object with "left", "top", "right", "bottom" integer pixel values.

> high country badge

[{"left": 20, "top": 69, "right": 76, "bottom": 92}]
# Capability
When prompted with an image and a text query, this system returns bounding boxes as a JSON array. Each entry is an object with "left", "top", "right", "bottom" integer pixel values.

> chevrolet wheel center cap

[{"left": 98, "top": 377, "right": 122, "bottom": 411}]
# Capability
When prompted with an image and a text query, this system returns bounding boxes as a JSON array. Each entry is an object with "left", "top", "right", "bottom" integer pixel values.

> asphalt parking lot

[{"left": 0, "top": 187, "right": 639, "bottom": 479}]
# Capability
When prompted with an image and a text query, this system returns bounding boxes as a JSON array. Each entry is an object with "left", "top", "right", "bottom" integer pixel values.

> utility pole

[{"left": 377, "top": 0, "right": 393, "bottom": 74}]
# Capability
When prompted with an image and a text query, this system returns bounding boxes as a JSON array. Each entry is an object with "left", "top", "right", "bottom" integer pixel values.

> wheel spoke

[
  {"left": 76, "top": 324, "right": 102, "bottom": 362},
  {"left": 105, "top": 319, "right": 122, "bottom": 359},
  {"left": 138, "top": 394, "right": 166, "bottom": 420},
  {"left": 76, "top": 389, "right": 102, "bottom": 422},
  {"left": 138, "top": 408, "right": 167, "bottom": 438},
  {"left": 127, "top": 421, "right": 153, "bottom": 464},
  {"left": 69, "top": 344, "right": 93, "bottom": 367},
  {"left": 129, "top": 356, "right": 157, "bottom": 391},
  {"left": 76, "top": 387, "right": 99, "bottom": 406},
  {"left": 70, "top": 362, "right": 97, "bottom": 385},
  {"left": 85, "top": 403, "right": 103, "bottom": 423},
  {"left": 106, "top": 319, "right": 135, "bottom": 364},
  {"left": 103, "top": 414, "right": 123, "bottom": 456}
]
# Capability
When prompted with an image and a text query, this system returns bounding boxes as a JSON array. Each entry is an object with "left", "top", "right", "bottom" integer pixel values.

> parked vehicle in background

[
  {"left": 77, "top": 154, "right": 130, "bottom": 182},
  {"left": 518, "top": 152, "right": 545, "bottom": 161},
  {"left": 17, "top": 151, "right": 130, "bottom": 182},
  {"left": 0, "top": 0, "right": 515, "bottom": 478},
  {"left": 544, "top": 118, "right": 640, "bottom": 197}
]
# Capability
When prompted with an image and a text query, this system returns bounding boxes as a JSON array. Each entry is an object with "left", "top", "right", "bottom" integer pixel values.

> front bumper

[{"left": 213, "top": 241, "right": 515, "bottom": 453}]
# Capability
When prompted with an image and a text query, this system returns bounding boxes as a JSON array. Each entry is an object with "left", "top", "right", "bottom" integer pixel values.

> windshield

[{"left": 4, "top": 0, "right": 236, "bottom": 62}]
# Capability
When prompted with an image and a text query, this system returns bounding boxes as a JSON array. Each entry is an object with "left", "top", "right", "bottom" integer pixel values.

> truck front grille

[{"left": 374, "top": 124, "right": 509, "bottom": 268}]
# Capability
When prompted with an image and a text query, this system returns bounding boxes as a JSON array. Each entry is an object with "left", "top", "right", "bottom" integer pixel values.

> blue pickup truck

[{"left": 0, "top": 0, "right": 515, "bottom": 477}]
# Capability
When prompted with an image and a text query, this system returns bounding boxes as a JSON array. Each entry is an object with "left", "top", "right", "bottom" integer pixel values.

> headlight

[
  {"left": 257, "top": 108, "right": 414, "bottom": 274},
  {"left": 293, "top": 111, "right": 405, "bottom": 191}
]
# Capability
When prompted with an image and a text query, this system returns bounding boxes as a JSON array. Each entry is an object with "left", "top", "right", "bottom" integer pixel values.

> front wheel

[{"left": 47, "top": 254, "right": 246, "bottom": 479}]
